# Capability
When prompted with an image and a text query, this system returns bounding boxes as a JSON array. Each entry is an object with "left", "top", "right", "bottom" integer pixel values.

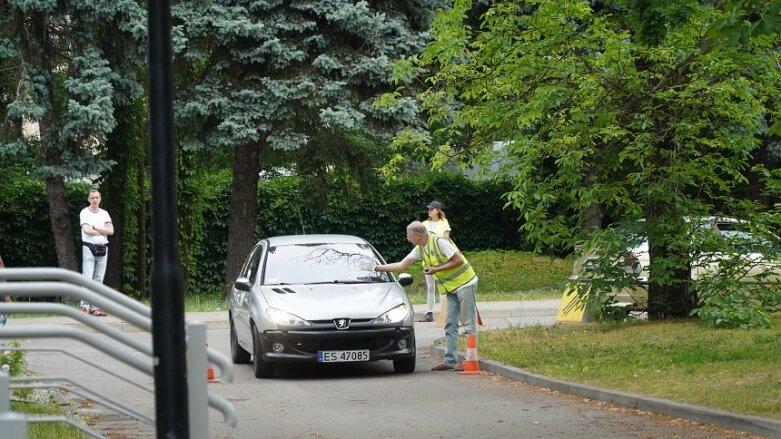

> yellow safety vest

[
  {"left": 417, "top": 233, "right": 476, "bottom": 294},
  {"left": 422, "top": 219, "right": 450, "bottom": 237}
]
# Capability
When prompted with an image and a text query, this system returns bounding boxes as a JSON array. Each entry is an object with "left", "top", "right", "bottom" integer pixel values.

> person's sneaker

[
  {"left": 430, "top": 363, "right": 453, "bottom": 371},
  {"left": 81, "top": 306, "right": 89, "bottom": 314},
  {"left": 89, "top": 308, "right": 107, "bottom": 317},
  {"left": 422, "top": 312, "right": 434, "bottom": 322},
  {"left": 454, "top": 362, "right": 465, "bottom": 372}
]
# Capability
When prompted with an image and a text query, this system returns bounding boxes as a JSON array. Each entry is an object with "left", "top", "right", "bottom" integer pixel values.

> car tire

[
  {"left": 230, "top": 317, "right": 251, "bottom": 364},
  {"left": 252, "top": 324, "right": 275, "bottom": 378},
  {"left": 393, "top": 356, "right": 416, "bottom": 374}
]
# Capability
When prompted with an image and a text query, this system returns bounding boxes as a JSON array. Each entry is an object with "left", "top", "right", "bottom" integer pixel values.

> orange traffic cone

[
  {"left": 206, "top": 343, "right": 220, "bottom": 383},
  {"left": 459, "top": 333, "right": 480, "bottom": 375},
  {"left": 207, "top": 363, "right": 220, "bottom": 383}
]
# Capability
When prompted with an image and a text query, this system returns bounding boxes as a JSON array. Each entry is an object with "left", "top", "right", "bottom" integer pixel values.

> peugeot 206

[{"left": 228, "top": 234, "right": 416, "bottom": 378}]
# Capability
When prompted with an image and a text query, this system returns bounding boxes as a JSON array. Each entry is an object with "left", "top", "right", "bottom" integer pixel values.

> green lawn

[
  {"left": 478, "top": 314, "right": 781, "bottom": 420},
  {"left": 402, "top": 249, "right": 572, "bottom": 303},
  {"left": 179, "top": 249, "right": 574, "bottom": 310}
]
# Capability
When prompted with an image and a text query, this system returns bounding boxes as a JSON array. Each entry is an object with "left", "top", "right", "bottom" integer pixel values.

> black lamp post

[{"left": 147, "top": 1, "right": 189, "bottom": 437}]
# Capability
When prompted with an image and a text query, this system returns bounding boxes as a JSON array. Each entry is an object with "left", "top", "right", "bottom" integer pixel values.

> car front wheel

[
  {"left": 252, "top": 324, "right": 275, "bottom": 378},
  {"left": 393, "top": 356, "right": 416, "bottom": 374},
  {"left": 230, "top": 317, "right": 251, "bottom": 364}
]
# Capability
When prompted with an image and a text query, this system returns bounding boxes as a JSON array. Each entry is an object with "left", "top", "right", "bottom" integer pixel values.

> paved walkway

[{"left": 5, "top": 299, "right": 780, "bottom": 437}]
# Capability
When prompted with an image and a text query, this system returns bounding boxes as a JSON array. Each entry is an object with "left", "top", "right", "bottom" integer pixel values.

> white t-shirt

[{"left": 80, "top": 207, "right": 112, "bottom": 244}]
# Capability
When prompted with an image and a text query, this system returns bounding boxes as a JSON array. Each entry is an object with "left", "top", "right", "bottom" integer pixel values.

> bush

[{"left": 0, "top": 172, "right": 532, "bottom": 295}]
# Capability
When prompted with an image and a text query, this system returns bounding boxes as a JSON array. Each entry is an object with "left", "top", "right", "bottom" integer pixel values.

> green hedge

[{"left": 0, "top": 172, "right": 529, "bottom": 295}]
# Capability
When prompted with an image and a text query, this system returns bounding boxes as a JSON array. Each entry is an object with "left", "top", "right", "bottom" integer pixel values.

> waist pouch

[{"left": 84, "top": 242, "right": 107, "bottom": 257}]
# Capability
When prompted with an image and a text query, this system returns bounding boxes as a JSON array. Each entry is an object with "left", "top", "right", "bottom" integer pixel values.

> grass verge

[
  {"left": 177, "top": 250, "right": 573, "bottom": 310},
  {"left": 402, "top": 249, "right": 572, "bottom": 304},
  {"left": 479, "top": 314, "right": 781, "bottom": 419},
  {"left": 12, "top": 400, "right": 83, "bottom": 438}
]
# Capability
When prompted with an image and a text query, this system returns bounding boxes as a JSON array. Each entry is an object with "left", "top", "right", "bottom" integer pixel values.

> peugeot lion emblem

[{"left": 334, "top": 318, "right": 351, "bottom": 330}]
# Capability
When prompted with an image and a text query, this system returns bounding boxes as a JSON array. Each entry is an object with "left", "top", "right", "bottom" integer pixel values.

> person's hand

[
  {"left": 357, "top": 259, "right": 376, "bottom": 271},
  {"left": 423, "top": 267, "right": 434, "bottom": 275}
]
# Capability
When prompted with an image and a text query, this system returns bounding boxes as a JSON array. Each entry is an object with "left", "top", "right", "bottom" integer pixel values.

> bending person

[{"left": 370, "top": 221, "right": 478, "bottom": 371}]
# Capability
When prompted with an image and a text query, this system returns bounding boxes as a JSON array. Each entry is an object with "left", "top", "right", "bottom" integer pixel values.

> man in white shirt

[
  {"left": 371, "top": 221, "right": 478, "bottom": 371},
  {"left": 79, "top": 188, "right": 114, "bottom": 316}
]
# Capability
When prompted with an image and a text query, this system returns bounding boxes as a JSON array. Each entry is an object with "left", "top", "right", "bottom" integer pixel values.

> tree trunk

[
  {"left": 38, "top": 82, "right": 79, "bottom": 273},
  {"left": 104, "top": 149, "right": 126, "bottom": 290},
  {"left": 580, "top": 168, "right": 603, "bottom": 237},
  {"left": 644, "top": 200, "right": 696, "bottom": 319},
  {"left": 135, "top": 159, "right": 148, "bottom": 298},
  {"left": 22, "top": 11, "right": 79, "bottom": 280},
  {"left": 45, "top": 175, "right": 80, "bottom": 272},
  {"left": 223, "top": 141, "right": 261, "bottom": 296}
]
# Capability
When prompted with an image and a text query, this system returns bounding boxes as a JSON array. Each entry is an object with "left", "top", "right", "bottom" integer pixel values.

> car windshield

[{"left": 263, "top": 242, "right": 391, "bottom": 285}]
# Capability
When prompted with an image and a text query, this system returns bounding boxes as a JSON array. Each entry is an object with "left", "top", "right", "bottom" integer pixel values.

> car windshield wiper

[{"left": 303, "top": 279, "right": 371, "bottom": 285}]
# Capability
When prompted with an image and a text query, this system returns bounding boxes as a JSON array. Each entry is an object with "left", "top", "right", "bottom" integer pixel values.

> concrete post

[
  {"left": 0, "top": 371, "right": 27, "bottom": 438},
  {"left": 187, "top": 322, "right": 208, "bottom": 439}
]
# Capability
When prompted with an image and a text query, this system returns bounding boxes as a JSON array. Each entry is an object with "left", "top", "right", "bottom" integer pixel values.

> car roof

[{"left": 261, "top": 234, "right": 369, "bottom": 247}]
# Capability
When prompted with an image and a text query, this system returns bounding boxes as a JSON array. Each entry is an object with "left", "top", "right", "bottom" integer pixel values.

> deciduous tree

[{"left": 388, "top": 0, "right": 781, "bottom": 319}]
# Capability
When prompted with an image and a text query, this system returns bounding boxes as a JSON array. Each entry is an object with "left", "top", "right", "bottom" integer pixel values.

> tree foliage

[
  {"left": 388, "top": 0, "right": 781, "bottom": 322},
  {"left": 0, "top": 0, "right": 147, "bottom": 275},
  {"left": 171, "top": 0, "right": 449, "bottom": 291}
]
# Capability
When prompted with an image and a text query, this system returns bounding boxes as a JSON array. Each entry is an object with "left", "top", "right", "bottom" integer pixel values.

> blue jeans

[
  {"left": 443, "top": 281, "right": 478, "bottom": 367},
  {"left": 81, "top": 245, "right": 107, "bottom": 310}
]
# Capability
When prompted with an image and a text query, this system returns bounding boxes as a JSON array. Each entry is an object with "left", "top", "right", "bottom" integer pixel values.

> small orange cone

[
  {"left": 207, "top": 364, "right": 220, "bottom": 383},
  {"left": 459, "top": 333, "right": 480, "bottom": 375},
  {"left": 206, "top": 343, "right": 220, "bottom": 383}
]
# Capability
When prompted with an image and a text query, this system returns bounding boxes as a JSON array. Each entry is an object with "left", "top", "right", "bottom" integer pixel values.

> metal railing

[{"left": 0, "top": 267, "right": 236, "bottom": 438}]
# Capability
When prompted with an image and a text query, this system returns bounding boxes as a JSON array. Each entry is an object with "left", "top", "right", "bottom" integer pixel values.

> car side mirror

[
  {"left": 234, "top": 277, "right": 252, "bottom": 292},
  {"left": 397, "top": 273, "right": 413, "bottom": 287}
]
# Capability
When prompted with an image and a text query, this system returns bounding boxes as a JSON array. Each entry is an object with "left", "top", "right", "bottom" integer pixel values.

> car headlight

[
  {"left": 266, "top": 307, "right": 311, "bottom": 327},
  {"left": 373, "top": 303, "right": 409, "bottom": 324}
]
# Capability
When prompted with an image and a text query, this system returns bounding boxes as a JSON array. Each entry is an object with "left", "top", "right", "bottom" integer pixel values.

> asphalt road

[{"left": 17, "top": 314, "right": 770, "bottom": 439}]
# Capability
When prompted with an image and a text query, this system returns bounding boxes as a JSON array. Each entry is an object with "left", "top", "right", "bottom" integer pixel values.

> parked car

[
  {"left": 228, "top": 234, "right": 416, "bottom": 378},
  {"left": 575, "top": 217, "right": 781, "bottom": 309}
]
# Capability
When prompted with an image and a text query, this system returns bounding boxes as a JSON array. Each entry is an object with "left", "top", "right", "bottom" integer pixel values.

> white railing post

[
  {"left": 187, "top": 322, "right": 209, "bottom": 439},
  {"left": 0, "top": 371, "right": 27, "bottom": 439}
]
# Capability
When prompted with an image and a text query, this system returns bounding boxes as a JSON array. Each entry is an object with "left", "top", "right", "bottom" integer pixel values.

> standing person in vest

[
  {"left": 80, "top": 188, "right": 113, "bottom": 316},
  {"left": 370, "top": 221, "right": 478, "bottom": 371},
  {"left": 421, "top": 200, "right": 451, "bottom": 322}
]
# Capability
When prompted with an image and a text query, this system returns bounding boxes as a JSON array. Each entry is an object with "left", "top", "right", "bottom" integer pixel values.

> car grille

[{"left": 293, "top": 337, "right": 394, "bottom": 354}]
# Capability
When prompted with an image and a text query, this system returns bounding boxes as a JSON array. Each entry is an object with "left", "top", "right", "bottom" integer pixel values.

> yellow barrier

[{"left": 555, "top": 283, "right": 593, "bottom": 324}]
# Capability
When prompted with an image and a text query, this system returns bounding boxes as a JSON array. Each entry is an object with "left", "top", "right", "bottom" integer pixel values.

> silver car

[{"left": 228, "top": 234, "right": 416, "bottom": 378}]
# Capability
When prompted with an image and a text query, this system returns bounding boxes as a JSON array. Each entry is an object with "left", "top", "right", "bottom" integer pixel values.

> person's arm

[
  {"left": 423, "top": 252, "right": 464, "bottom": 276},
  {"left": 82, "top": 223, "right": 102, "bottom": 236},
  {"left": 94, "top": 222, "right": 114, "bottom": 236},
  {"left": 374, "top": 256, "right": 418, "bottom": 273}
]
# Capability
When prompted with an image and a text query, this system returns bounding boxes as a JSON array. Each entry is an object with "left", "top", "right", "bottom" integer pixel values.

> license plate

[{"left": 318, "top": 350, "right": 370, "bottom": 363}]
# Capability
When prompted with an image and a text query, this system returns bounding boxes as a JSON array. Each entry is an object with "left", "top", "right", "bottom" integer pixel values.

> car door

[{"left": 234, "top": 242, "right": 264, "bottom": 342}]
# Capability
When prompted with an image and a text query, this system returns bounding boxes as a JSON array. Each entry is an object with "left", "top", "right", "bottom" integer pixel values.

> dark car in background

[{"left": 228, "top": 234, "right": 416, "bottom": 378}]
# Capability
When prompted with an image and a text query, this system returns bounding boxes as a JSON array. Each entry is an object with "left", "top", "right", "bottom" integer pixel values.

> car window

[
  {"left": 242, "top": 244, "right": 264, "bottom": 284},
  {"left": 262, "top": 242, "right": 391, "bottom": 285}
]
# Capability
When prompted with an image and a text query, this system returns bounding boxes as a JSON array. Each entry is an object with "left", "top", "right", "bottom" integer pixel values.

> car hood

[{"left": 259, "top": 283, "right": 407, "bottom": 320}]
